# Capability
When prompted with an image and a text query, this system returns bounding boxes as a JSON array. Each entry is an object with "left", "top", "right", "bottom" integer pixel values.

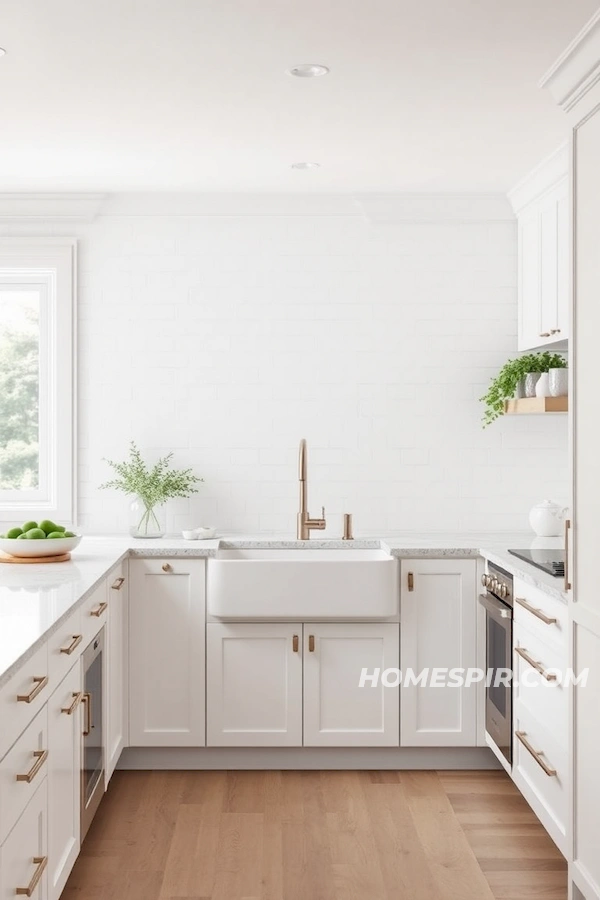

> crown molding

[
  {"left": 354, "top": 193, "right": 514, "bottom": 223},
  {"left": 540, "top": 9, "right": 600, "bottom": 113},
  {"left": 507, "top": 143, "right": 568, "bottom": 215},
  {"left": 0, "top": 193, "right": 106, "bottom": 221}
]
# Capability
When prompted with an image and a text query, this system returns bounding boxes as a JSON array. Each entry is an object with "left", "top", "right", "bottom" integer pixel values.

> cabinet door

[
  {"left": 106, "top": 563, "right": 127, "bottom": 779},
  {"left": 303, "top": 623, "right": 400, "bottom": 747},
  {"left": 129, "top": 559, "right": 205, "bottom": 746},
  {"left": 0, "top": 779, "right": 48, "bottom": 900},
  {"left": 400, "top": 559, "right": 477, "bottom": 747},
  {"left": 518, "top": 206, "right": 542, "bottom": 350},
  {"left": 206, "top": 623, "right": 302, "bottom": 747},
  {"left": 48, "top": 661, "right": 81, "bottom": 900}
]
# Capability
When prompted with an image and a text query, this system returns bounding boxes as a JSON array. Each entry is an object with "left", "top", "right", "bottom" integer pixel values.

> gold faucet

[{"left": 297, "top": 438, "right": 326, "bottom": 540}]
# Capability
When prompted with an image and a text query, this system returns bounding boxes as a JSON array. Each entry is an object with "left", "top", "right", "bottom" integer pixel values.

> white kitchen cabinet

[
  {"left": 400, "top": 559, "right": 478, "bottom": 747},
  {"left": 106, "top": 563, "right": 127, "bottom": 779},
  {"left": 206, "top": 623, "right": 302, "bottom": 747},
  {"left": 129, "top": 559, "right": 205, "bottom": 746},
  {"left": 510, "top": 145, "right": 569, "bottom": 350},
  {"left": 303, "top": 623, "right": 399, "bottom": 747},
  {"left": 47, "top": 661, "right": 81, "bottom": 900},
  {"left": 0, "top": 779, "right": 48, "bottom": 900}
]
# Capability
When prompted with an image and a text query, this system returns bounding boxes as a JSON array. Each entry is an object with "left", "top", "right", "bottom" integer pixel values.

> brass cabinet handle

[
  {"left": 515, "top": 646, "right": 556, "bottom": 681},
  {"left": 60, "top": 634, "right": 83, "bottom": 655},
  {"left": 308, "top": 634, "right": 315, "bottom": 652},
  {"left": 550, "top": 328, "right": 562, "bottom": 334},
  {"left": 162, "top": 563, "right": 172, "bottom": 573},
  {"left": 111, "top": 576, "right": 125, "bottom": 591},
  {"left": 90, "top": 601, "right": 108, "bottom": 617},
  {"left": 16, "top": 749, "right": 48, "bottom": 783},
  {"left": 539, "top": 331, "right": 551, "bottom": 337},
  {"left": 565, "top": 518, "right": 571, "bottom": 591},
  {"left": 407, "top": 572, "right": 414, "bottom": 592},
  {"left": 514, "top": 597, "right": 557, "bottom": 625},
  {"left": 61, "top": 691, "right": 83, "bottom": 715},
  {"left": 515, "top": 730, "right": 557, "bottom": 777},
  {"left": 16, "top": 856, "right": 48, "bottom": 896},
  {"left": 292, "top": 634, "right": 299, "bottom": 653},
  {"left": 17, "top": 675, "right": 48, "bottom": 704},
  {"left": 82, "top": 692, "right": 92, "bottom": 736}
]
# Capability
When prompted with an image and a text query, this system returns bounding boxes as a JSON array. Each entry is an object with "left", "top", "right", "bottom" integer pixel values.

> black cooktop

[{"left": 508, "top": 548, "right": 565, "bottom": 577}]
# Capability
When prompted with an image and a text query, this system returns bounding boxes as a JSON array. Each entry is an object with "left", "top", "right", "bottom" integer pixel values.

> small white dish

[
  {"left": 181, "top": 530, "right": 198, "bottom": 541},
  {"left": 195, "top": 526, "right": 217, "bottom": 540}
]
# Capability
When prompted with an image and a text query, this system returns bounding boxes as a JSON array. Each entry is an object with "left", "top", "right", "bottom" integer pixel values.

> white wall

[{"left": 5, "top": 194, "right": 570, "bottom": 534}]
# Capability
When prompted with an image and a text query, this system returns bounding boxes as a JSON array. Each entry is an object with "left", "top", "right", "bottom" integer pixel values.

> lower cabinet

[
  {"left": 400, "top": 559, "right": 478, "bottom": 746},
  {"left": 106, "top": 563, "right": 127, "bottom": 780},
  {"left": 303, "top": 623, "right": 400, "bottom": 747},
  {"left": 0, "top": 778, "right": 48, "bottom": 900},
  {"left": 206, "top": 622, "right": 400, "bottom": 748},
  {"left": 207, "top": 623, "right": 302, "bottom": 747},
  {"left": 129, "top": 559, "right": 206, "bottom": 746},
  {"left": 48, "top": 661, "right": 82, "bottom": 900}
]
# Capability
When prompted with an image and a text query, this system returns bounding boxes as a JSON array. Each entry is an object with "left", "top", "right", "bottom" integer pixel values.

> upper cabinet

[{"left": 509, "top": 144, "right": 569, "bottom": 350}]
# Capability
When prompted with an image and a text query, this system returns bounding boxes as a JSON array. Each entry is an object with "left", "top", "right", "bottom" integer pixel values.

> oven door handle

[{"left": 478, "top": 593, "right": 512, "bottom": 619}]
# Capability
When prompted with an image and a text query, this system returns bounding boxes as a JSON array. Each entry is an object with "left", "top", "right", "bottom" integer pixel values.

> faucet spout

[{"left": 296, "top": 438, "right": 326, "bottom": 540}]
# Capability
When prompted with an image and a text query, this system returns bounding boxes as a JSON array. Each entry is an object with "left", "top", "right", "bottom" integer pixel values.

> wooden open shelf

[{"left": 504, "top": 396, "right": 568, "bottom": 415}]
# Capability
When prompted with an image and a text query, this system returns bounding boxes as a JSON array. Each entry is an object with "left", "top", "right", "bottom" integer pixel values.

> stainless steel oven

[
  {"left": 81, "top": 628, "right": 105, "bottom": 840},
  {"left": 479, "top": 563, "right": 513, "bottom": 767}
]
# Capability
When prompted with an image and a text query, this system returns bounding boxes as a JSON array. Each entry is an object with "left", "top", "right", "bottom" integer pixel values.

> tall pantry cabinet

[{"left": 543, "top": 12, "right": 600, "bottom": 900}]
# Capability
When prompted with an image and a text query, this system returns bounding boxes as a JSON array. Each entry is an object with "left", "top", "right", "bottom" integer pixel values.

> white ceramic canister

[
  {"left": 535, "top": 372, "right": 550, "bottom": 398},
  {"left": 529, "top": 500, "right": 568, "bottom": 537},
  {"left": 549, "top": 367, "right": 568, "bottom": 397}
]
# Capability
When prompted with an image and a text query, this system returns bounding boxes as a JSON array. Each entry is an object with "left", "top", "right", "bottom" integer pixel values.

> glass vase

[{"left": 129, "top": 496, "right": 166, "bottom": 538}]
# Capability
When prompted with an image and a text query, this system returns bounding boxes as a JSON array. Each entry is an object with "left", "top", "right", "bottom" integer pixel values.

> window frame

[{"left": 0, "top": 238, "right": 76, "bottom": 527}]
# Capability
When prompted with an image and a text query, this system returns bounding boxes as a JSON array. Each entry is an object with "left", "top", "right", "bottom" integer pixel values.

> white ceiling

[{"left": 0, "top": 0, "right": 597, "bottom": 193}]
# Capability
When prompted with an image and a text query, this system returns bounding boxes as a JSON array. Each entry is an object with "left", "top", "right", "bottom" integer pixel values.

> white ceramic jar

[
  {"left": 529, "top": 500, "right": 568, "bottom": 537},
  {"left": 549, "top": 367, "right": 568, "bottom": 397}
]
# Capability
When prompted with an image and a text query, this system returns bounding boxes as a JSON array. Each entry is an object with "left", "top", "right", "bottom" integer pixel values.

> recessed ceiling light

[
  {"left": 291, "top": 162, "right": 321, "bottom": 170},
  {"left": 0, "top": 48, "right": 6, "bottom": 57},
  {"left": 288, "top": 64, "right": 329, "bottom": 78}
]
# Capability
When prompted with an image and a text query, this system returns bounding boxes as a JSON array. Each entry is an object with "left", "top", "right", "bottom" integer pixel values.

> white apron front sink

[{"left": 206, "top": 544, "right": 398, "bottom": 620}]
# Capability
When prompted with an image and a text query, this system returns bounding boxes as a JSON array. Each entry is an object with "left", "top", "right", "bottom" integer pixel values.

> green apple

[
  {"left": 46, "top": 532, "right": 64, "bottom": 539},
  {"left": 39, "top": 519, "right": 58, "bottom": 536},
  {"left": 16, "top": 534, "right": 28, "bottom": 540},
  {"left": 25, "top": 528, "right": 46, "bottom": 539},
  {"left": 63, "top": 531, "right": 76, "bottom": 538},
  {"left": 6, "top": 527, "right": 23, "bottom": 539},
  {"left": 22, "top": 521, "right": 38, "bottom": 532}
]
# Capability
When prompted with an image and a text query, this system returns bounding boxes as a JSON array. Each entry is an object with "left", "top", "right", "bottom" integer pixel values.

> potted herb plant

[
  {"left": 480, "top": 352, "right": 567, "bottom": 427},
  {"left": 100, "top": 442, "right": 203, "bottom": 537}
]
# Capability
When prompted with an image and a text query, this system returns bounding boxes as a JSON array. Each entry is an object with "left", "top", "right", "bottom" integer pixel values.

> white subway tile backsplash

[{"left": 46, "top": 208, "right": 569, "bottom": 534}]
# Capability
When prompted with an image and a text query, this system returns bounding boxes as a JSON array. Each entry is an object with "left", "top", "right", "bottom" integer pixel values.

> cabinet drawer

[
  {"left": 81, "top": 581, "right": 108, "bottom": 645},
  {"left": 513, "top": 701, "right": 567, "bottom": 853},
  {"left": 48, "top": 607, "right": 83, "bottom": 690},
  {"left": 0, "top": 706, "right": 48, "bottom": 845},
  {"left": 0, "top": 643, "right": 49, "bottom": 761},
  {"left": 513, "top": 578, "right": 567, "bottom": 653},
  {"left": 513, "top": 622, "right": 568, "bottom": 749},
  {"left": 0, "top": 778, "right": 48, "bottom": 900}
]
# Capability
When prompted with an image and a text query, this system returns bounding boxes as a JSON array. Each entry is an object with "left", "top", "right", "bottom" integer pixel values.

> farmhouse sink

[{"left": 206, "top": 544, "right": 398, "bottom": 619}]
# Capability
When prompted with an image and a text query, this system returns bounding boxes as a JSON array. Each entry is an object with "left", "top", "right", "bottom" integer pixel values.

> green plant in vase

[
  {"left": 480, "top": 351, "right": 567, "bottom": 427},
  {"left": 100, "top": 442, "right": 203, "bottom": 537}
]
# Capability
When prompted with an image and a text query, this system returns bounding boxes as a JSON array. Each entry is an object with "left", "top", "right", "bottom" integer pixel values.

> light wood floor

[{"left": 62, "top": 769, "right": 567, "bottom": 900}]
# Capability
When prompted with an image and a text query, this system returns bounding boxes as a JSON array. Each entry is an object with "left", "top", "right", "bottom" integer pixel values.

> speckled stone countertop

[{"left": 0, "top": 532, "right": 566, "bottom": 685}]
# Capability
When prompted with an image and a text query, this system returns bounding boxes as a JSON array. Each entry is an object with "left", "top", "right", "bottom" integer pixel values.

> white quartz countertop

[{"left": 0, "top": 532, "right": 566, "bottom": 686}]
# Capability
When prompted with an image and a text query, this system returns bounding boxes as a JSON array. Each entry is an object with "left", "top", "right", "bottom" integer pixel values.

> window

[{"left": 0, "top": 239, "right": 76, "bottom": 526}]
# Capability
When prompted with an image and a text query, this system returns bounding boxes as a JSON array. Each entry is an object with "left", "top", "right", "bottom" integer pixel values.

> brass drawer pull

[
  {"left": 515, "top": 646, "right": 557, "bottom": 681},
  {"left": 162, "top": 563, "right": 172, "bottom": 573},
  {"left": 515, "top": 597, "right": 557, "bottom": 625},
  {"left": 565, "top": 518, "right": 571, "bottom": 591},
  {"left": 16, "top": 749, "right": 48, "bottom": 783},
  {"left": 61, "top": 691, "right": 83, "bottom": 715},
  {"left": 292, "top": 634, "right": 299, "bottom": 653},
  {"left": 111, "top": 576, "right": 125, "bottom": 591},
  {"left": 90, "top": 601, "right": 108, "bottom": 617},
  {"left": 515, "top": 730, "right": 557, "bottom": 777},
  {"left": 407, "top": 572, "right": 414, "bottom": 591},
  {"left": 60, "top": 634, "right": 83, "bottom": 655},
  {"left": 16, "top": 856, "right": 48, "bottom": 896},
  {"left": 308, "top": 634, "right": 315, "bottom": 652},
  {"left": 82, "top": 692, "right": 92, "bottom": 736},
  {"left": 17, "top": 676, "right": 48, "bottom": 703}
]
